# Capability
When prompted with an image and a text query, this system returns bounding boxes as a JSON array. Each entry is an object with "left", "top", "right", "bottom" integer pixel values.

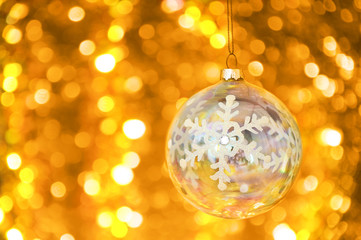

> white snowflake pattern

[{"left": 170, "top": 94, "right": 300, "bottom": 191}]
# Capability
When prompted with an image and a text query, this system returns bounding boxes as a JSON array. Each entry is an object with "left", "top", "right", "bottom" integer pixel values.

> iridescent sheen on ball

[{"left": 166, "top": 77, "right": 302, "bottom": 219}]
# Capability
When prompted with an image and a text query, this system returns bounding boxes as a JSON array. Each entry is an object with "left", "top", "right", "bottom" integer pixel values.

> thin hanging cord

[{"left": 226, "top": 0, "right": 237, "bottom": 68}]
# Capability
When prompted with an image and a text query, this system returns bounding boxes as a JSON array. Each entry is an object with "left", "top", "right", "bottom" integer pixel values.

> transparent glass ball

[{"left": 166, "top": 72, "right": 302, "bottom": 219}]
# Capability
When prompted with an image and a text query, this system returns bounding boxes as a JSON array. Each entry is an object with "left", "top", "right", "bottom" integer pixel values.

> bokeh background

[{"left": 0, "top": 0, "right": 361, "bottom": 239}]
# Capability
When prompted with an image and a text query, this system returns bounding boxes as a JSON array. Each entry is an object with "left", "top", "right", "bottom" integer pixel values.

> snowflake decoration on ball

[{"left": 169, "top": 95, "right": 300, "bottom": 191}]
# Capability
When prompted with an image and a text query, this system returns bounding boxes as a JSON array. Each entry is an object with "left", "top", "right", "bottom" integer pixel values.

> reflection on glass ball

[{"left": 166, "top": 77, "right": 302, "bottom": 219}]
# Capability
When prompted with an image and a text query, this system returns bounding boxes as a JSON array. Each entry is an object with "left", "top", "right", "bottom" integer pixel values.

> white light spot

[
  {"left": 220, "top": 135, "right": 230, "bottom": 145},
  {"left": 240, "top": 184, "right": 249, "bottom": 193}
]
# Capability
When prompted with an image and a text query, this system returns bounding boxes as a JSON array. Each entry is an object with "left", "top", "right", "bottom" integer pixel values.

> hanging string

[{"left": 226, "top": 0, "right": 237, "bottom": 68}]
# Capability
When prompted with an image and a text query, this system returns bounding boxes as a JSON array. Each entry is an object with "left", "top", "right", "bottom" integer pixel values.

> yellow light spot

[
  {"left": 79, "top": 40, "right": 96, "bottom": 56},
  {"left": 199, "top": 20, "right": 217, "bottom": 36},
  {"left": 97, "top": 96, "right": 115, "bottom": 112},
  {"left": 0, "top": 196, "right": 13, "bottom": 212},
  {"left": 34, "top": 89, "right": 50, "bottom": 104},
  {"left": 3, "top": 25, "right": 22, "bottom": 44},
  {"left": 323, "top": 36, "right": 337, "bottom": 51},
  {"left": 84, "top": 179, "right": 100, "bottom": 196},
  {"left": 68, "top": 6, "right": 85, "bottom": 22},
  {"left": 19, "top": 168, "right": 34, "bottom": 183},
  {"left": 2, "top": 77, "right": 18, "bottom": 92},
  {"left": 296, "top": 229, "right": 310, "bottom": 240},
  {"left": 0, "top": 208, "right": 4, "bottom": 224},
  {"left": 116, "top": 206, "right": 133, "bottom": 222},
  {"left": 138, "top": 24, "right": 154, "bottom": 40},
  {"left": 63, "top": 82, "right": 81, "bottom": 99},
  {"left": 127, "top": 211, "right": 143, "bottom": 228},
  {"left": 185, "top": 6, "right": 201, "bottom": 20},
  {"left": 6, "top": 228, "right": 23, "bottom": 240},
  {"left": 47, "top": 65, "right": 63, "bottom": 82},
  {"left": 50, "top": 181, "right": 66, "bottom": 198},
  {"left": 17, "top": 182, "right": 34, "bottom": 199},
  {"left": 161, "top": 0, "right": 184, "bottom": 13},
  {"left": 313, "top": 74, "right": 329, "bottom": 90},
  {"left": 297, "top": 88, "right": 312, "bottom": 103},
  {"left": 122, "top": 119, "right": 146, "bottom": 139},
  {"left": 248, "top": 61, "right": 264, "bottom": 77},
  {"left": 4, "top": 63, "right": 22, "bottom": 77},
  {"left": 74, "top": 131, "right": 91, "bottom": 148},
  {"left": 110, "top": 221, "right": 128, "bottom": 238},
  {"left": 178, "top": 14, "right": 194, "bottom": 29},
  {"left": 37, "top": 47, "right": 54, "bottom": 63},
  {"left": 60, "top": 233, "right": 75, "bottom": 240},
  {"left": 108, "top": 47, "right": 125, "bottom": 62},
  {"left": 210, "top": 34, "right": 226, "bottom": 49},
  {"left": 304, "top": 62, "right": 319, "bottom": 78},
  {"left": 100, "top": 118, "right": 118, "bottom": 135},
  {"left": 322, "top": 79, "right": 336, "bottom": 98},
  {"left": 268, "top": 16, "right": 283, "bottom": 31},
  {"left": 321, "top": 128, "right": 342, "bottom": 147},
  {"left": 124, "top": 76, "right": 143, "bottom": 93},
  {"left": 112, "top": 165, "right": 134, "bottom": 185},
  {"left": 7, "top": 153, "right": 21, "bottom": 170},
  {"left": 209, "top": 1, "right": 225, "bottom": 15},
  {"left": 97, "top": 212, "right": 113, "bottom": 228},
  {"left": 304, "top": 175, "right": 318, "bottom": 191},
  {"left": 108, "top": 25, "right": 125, "bottom": 42},
  {"left": 95, "top": 54, "right": 116, "bottom": 73},
  {"left": 26, "top": 20, "right": 43, "bottom": 42},
  {"left": 250, "top": 39, "right": 266, "bottom": 55},
  {"left": 273, "top": 223, "right": 296, "bottom": 240},
  {"left": 1, "top": 92, "right": 15, "bottom": 107},
  {"left": 122, "top": 152, "right": 140, "bottom": 168},
  {"left": 7, "top": 3, "right": 29, "bottom": 24},
  {"left": 330, "top": 194, "right": 343, "bottom": 210},
  {"left": 336, "top": 54, "right": 354, "bottom": 71}
]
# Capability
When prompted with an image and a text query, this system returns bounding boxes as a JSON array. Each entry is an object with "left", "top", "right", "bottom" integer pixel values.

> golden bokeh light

[
  {"left": 3, "top": 25, "right": 22, "bottom": 44},
  {"left": 111, "top": 165, "right": 134, "bottom": 185},
  {"left": 60, "top": 234, "right": 75, "bottom": 240},
  {"left": 3, "top": 63, "right": 22, "bottom": 77},
  {"left": 2, "top": 77, "right": 18, "bottom": 92},
  {"left": 122, "top": 152, "right": 140, "bottom": 168},
  {"left": 0, "top": 208, "right": 4, "bottom": 224},
  {"left": 68, "top": 6, "right": 85, "bottom": 22},
  {"left": 321, "top": 128, "right": 342, "bottom": 147},
  {"left": 6, "top": 228, "right": 23, "bottom": 240},
  {"left": 124, "top": 76, "right": 143, "bottom": 93},
  {"left": 248, "top": 61, "right": 264, "bottom": 77},
  {"left": 84, "top": 179, "right": 100, "bottom": 196},
  {"left": 122, "top": 119, "right": 146, "bottom": 139},
  {"left": 116, "top": 206, "right": 133, "bottom": 222},
  {"left": 100, "top": 118, "right": 118, "bottom": 135},
  {"left": 273, "top": 223, "right": 296, "bottom": 240},
  {"left": 97, "top": 212, "right": 113, "bottom": 228},
  {"left": 210, "top": 33, "right": 226, "bottom": 49},
  {"left": 97, "top": 96, "right": 115, "bottom": 112},
  {"left": 79, "top": 40, "right": 96, "bottom": 56},
  {"left": 304, "top": 62, "right": 320, "bottom": 78},
  {"left": 94, "top": 54, "right": 116, "bottom": 73},
  {"left": 268, "top": 16, "right": 283, "bottom": 31},
  {"left": 108, "top": 25, "right": 125, "bottom": 42},
  {"left": 50, "top": 181, "right": 66, "bottom": 198},
  {"left": 178, "top": 14, "right": 194, "bottom": 29},
  {"left": 34, "top": 89, "right": 50, "bottom": 104},
  {"left": 199, "top": 20, "right": 217, "bottom": 36},
  {"left": 6, "top": 153, "right": 22, "bottom": 170}
]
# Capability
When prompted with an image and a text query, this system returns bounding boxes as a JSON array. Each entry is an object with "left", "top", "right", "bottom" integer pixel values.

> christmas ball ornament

[{"left": 166, "top": 69, "right": 302, "bottom": 219}]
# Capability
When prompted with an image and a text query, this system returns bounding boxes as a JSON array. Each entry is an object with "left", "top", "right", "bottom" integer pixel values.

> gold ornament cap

[{"left": 221, "top": 69, "right": 244, "bottom": 81}]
